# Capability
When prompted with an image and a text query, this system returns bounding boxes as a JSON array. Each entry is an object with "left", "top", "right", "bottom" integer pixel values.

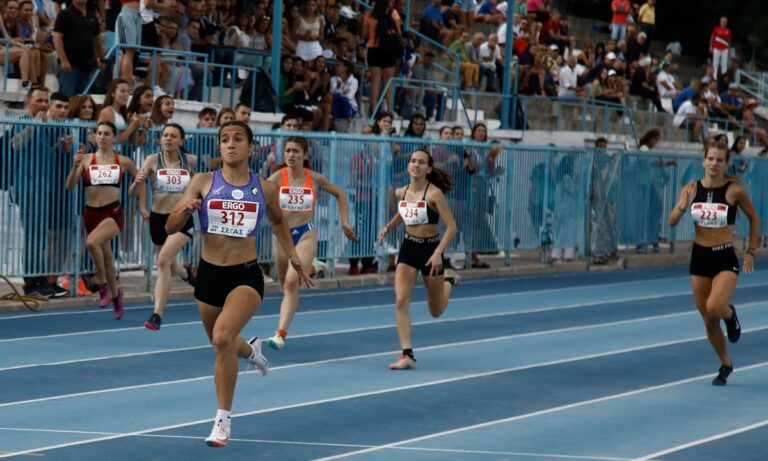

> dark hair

[
  {"left": 198, "top": 106, "right": 217, "bottom": 119},
  {"left": 281, "top": 135, "right": 311, "bottom": 168},
  {"left": 50, "top": 91, "right": 68, "bottom": 103},
  {"left": 103, "top": 79, "right": 129, "bottom": 121},
  {"left": 126, "top": 85, "right": 153, "bottom": 118},
  {"left": 730, "top": 135, "right": 747, "bottom": 153},
  {"left": 234, "top": 102, "right": 250, "bottom": 112},
  {"left": 470, "top": 122, "right": 488, "bottom": 141},
  {"left": 404, "top": 114, "right": 426, "bottom": 138},
  {"left": 216, "top": 108, "right": 235, "bottom": 126},
  {"left": 219, "top": 120, "right": 253, "bottom": 141},
  {"left": 163, "top": 122, "right": 185, "bottom": 139},
  {"left": 150, "top": 95, "right": 174, "bottom": 124},
  {"left": 26, "top": 85, "right": 49, "bottom": 101},
  {"left": 638, "top": 128, "right": 661, "bottom": 148},
  {"left": 411, "top": 149, "right": 453, "bottom": 193},
  {"left": 595, "top": 137, "right": 608, "bottom": 147},
  {"left": 281, "top": 114, "right": 300, "bottom": 126},
  {"left": 372, "top": 111, "right": 394, "bottom": 135},
  {"left": 67, "top": 94, "right": 97, "bottom": 120},
  {"left": 96, "top": 121, "right": 117, "bottom": 136}
]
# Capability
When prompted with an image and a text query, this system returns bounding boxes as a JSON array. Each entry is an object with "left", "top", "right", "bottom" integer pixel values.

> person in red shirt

[
  {"left": 539, "top": 10, "right": 572, "bottom": 55},
  {"left": 710, "top": 16, "right": 732, "bottom": 79},
  {"left": 610, "top": 0, "right": 630, "bottom": 41}
]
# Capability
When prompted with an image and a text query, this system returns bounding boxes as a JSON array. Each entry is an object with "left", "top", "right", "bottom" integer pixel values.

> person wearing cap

[
  {"left": 710, "top": 16, "right": 732, "bottom": 79},
  {"left": 656, "top": 61, "right": 678, "bottom": 99}
]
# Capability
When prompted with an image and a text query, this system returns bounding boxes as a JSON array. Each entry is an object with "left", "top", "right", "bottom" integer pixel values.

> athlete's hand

[
  {"left": 377, "top": 226, "right": 389, "bottom": 245},
  {"left": 140, "top": 208, "right": 150, "bottom": 222},
  {"left": 743, "top": 254, "right": 755, "bottom": 274},
  {"left": 425, "top": 251, "right": 443, "bottom": 277},
  {"left": 179, "top": 198, "right": 202, "bottom": 216},
  {"left": 73, "top": 146, "right": 85, "bottom": 167},
  {"left": 290, "top": 254, "right": 315, "bottom": 288},
  {"left": 676, "top": 181, "right": 696, "bottom": 211},
  {"left": 133, "top": 170, "right": 147, "bottom": 184},
  {"left": 342, "top": 224, "right": 358, "bottom": 242}
]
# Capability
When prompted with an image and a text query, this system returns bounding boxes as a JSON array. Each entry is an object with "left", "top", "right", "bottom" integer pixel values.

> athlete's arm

[
  {"left": 166, "top": 173, "right": 207, "bottom": 234},
  {"left": 262, "top": 178, "right": 314, "bottom": 287},
  {"left": 313, "top": 172, "right": 357, "bottom": 241},
  {"left": 734, "top": 185, "right": 760, "bottom": 273},
  {"left": 65, "top": 147, "right": 86, "bottom": 191},
  {"left": 668, "top": 181, "right": 695, "bottom": 227}
]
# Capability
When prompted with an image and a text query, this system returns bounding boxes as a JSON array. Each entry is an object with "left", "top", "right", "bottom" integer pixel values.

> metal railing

[
  {"left": 369, "top": 77, "right": 471, "bottom": 126},
  {"left": 2, "top": 117, "right": 767, "bottom": 286},
  {"left": 736, "top": 69, "right": 768, "bottom": 107}
]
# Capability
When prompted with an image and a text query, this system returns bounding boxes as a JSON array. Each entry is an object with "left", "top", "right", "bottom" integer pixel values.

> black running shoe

[
  {"left": 183, "top": 264, "right": 197, "bottom": 288},
  {"left": 712, "top": 363, "right": 733, "bottom": 386},
  {"left": 144, "top": 313, "right": 162, "bottom": 331},
  {"left": 724, "top": 304, "right": 741, "bottom": 343},
  {"left": 48, "top": 284, "right": 69, "bottom": 298}
]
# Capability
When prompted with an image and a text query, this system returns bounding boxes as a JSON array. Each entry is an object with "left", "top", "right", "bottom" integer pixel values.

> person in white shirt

[
  {"left": 478, "top": 33, "right": 502, "bottom": 91},
  {"left": 673, "top": 94, "right": 706, "bottom": 142},
  {"left": 558, "top": 54, "right": 579, "bottom": 98},
  {"left": 656, "top": 62, "right": 678, "bottom": 98},
  {"left": 330, "top": 59, "right": 358, "bottom": 120}
]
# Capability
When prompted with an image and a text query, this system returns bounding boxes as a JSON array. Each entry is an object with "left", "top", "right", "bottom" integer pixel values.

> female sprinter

[
  {"left": 377, "top": 149, "right": 460, "bottom": 370},
  {"left": 129, "top": 123, "right": 198, "bottom": 330},
  {"left": 265, "top": 135, "right": 357, "bottom": 350},
  {"left": 166, "top": 121, "right": 313, "bottom": 447},
  {"left": 668, "top": 144, "right": 759, "bottom": 386},
  {"left": 65, "top": 121, "right": 139, "bottom": 319}
]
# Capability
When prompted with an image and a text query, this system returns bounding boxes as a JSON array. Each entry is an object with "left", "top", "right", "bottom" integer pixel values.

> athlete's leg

[
  {"left": 154, "top": 233, "right": 191, "bottom": 317},
  {"left": 394, "top": 263, "right": 419, "bottom": 350},
  {"left": 275, "top": 230, "right": 317, "bottom": 334},
  {"left": 86, "top": 218, "right": 120, "bottom": 296}
]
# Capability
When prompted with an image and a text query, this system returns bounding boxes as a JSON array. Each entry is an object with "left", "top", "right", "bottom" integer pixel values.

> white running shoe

[
  {"left": 205, "top": 419, "right": 230, "bottom": 447},
  {"left": 389, "top": 354, "right": 417, "bottom": 370},
  {"left": 267, "top": 332, "right": 285, "bottom": 350},
  {"left": 246, "top": 337, "right": 269, "bottom": 376}
]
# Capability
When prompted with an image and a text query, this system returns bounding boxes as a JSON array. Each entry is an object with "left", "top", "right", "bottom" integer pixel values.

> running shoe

[
  {"left": 389, "top": 355, "right": 417, "bottom": 370},
  {"left": 145, "top": 313, "right": 162, "bottom": 331},
  {"left": 444, "top": 269, "right": 461, "bottom": 287},
  {"left": 183, "top": 263, "right": 197, "bottom": 288},
  {"left": 76, "top": 277, "right": 93, "bottom": 296},
  {"left": 724, "top": 304, "right": 741, "bottom": 343},
  {"left": 48, "top": 284, "right": 69, "bottom": 298},
  {"left": 205, "top": 419, "right": 230, "bottom": 447},
  {"left": 246, "top": 337, "right": 269, "bottom": 376},
  {"left": 98, "top": 284, "right": 111, "bottom": 308},
  {"left": 112, "top": 289, "right": 124, "bottom": 320},
  {"left": 267, "top": 332, "right": 285, "bottom": 350},
  {"left": 712, "top": 363, "right": 733, "bottom": 386}
]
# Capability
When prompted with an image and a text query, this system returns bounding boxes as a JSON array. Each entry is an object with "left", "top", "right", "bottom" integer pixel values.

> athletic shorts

[
  {"left": 290, "top": 221, "right": 315, "bottom": 246},
  {"left": 83, "top": 201, "right": 124, "bottom": 234},
  {"left": 194, "top": 258, "right": 264, "bottom": 308},
  {"left": 689, "top": 242, "right": 740, "bottom": 278},
  {"left": 115, "top": 8, "right": 142, "bottom": 47},
  {"left": 149, "top": 211, "right": 193, "bottom": 246},
  {"left": 397, "top": 233, "right": 446, "bottom": 276}
]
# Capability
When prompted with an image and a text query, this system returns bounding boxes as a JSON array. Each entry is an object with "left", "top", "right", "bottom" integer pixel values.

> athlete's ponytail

[{"left": 412, "top": 149, "right": 453, "bottom": 193}]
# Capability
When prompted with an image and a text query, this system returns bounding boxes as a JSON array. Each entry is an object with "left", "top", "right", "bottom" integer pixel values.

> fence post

[{"left": 327, "top": 135, "right": 339, "bottom": 277}]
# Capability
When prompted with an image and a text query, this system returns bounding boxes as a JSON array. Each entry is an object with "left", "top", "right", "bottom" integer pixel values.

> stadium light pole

[{"left": 500, "top": 10, "right": 514, "bottom": 129}]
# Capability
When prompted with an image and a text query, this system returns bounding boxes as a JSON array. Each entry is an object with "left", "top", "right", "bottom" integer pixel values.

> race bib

[
  {"left": 88, "top": 164, "right": 120, "bottom": 185},
  {"left": 206, "top": 200, "right": 259, "bottom": 237},
  {"left": 398, "top": 201, "right": 428, "bottom": 226},
  {"left": 156, "top": 168, "right": 190, "bottom": 193},
  {"left": 691, "top": 202, "right": 728, "bottom": 228},
  {"left": 279, "top": 187, "right": 314, "bottom": 212}
]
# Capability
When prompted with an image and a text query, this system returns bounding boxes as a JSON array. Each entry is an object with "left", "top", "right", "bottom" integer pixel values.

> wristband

[
  {"left": 288, "top": 249, "right": 296, "bottom": 259},
  {"left": 746, "top": 249, "right": 756, "bottom": 256}
]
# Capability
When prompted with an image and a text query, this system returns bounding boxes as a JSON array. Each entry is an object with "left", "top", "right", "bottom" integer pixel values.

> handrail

[{"left": 368, "top": 76, "right": 471, "bottom": 127}]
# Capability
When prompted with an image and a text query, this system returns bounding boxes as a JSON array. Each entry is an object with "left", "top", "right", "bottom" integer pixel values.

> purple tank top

[{"left": 199, "top": 170, "right": 266, "bottom": 238}]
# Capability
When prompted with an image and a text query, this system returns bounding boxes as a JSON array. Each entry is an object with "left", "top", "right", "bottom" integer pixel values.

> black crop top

[
  {"left": 690, "top": 181, "right": 738, "bottom": 228},
  {"left": 400, "top": 182, "right": 440, "bottom": 225}
]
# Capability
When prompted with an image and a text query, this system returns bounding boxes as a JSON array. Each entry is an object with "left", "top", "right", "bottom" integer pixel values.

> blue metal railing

[
  {"left": 369, "top": 77, "right": 471, "bottom": 126},
  {"left": 736, "top": 69, "right": 768, "bottom": 107},
  {"left": 2, "top": 117, "right": 767, "bottom": 284}
]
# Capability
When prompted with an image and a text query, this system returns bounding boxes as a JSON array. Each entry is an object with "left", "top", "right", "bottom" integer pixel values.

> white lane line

[
  {"left": 7, "top": 278, "right": 768, "bottom": 344},
  {"left": 632, "top": 418, "right": 768, "bottom": 460},
  {"left": 312, "top": 361, "right": 768, "bottom": 461},
  {"left": 0, "top": 427, "right": 632, "bottom": 460},
  {"left": 5, "top": 349, "right": 767, "bottom": 459},
  {"left": 0, "top": 272, "right": 721, "bottom": 322}
]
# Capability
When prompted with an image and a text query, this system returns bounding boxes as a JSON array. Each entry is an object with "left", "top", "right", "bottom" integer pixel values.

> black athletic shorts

[
  {"left": 689, "top": 242, "right": 740, "bottom": 278},
  {"left": 149, "top": 212, "right": 193, "bottom": 246},
  {"left": 397, "top": 233, "right": 446, "bottom": 276},
  {"left": 194, "top": 258, "right": 264, "bottom": 308}
]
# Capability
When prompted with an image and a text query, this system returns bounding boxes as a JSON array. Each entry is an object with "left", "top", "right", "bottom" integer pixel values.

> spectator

[
  {"left": 630, "top": 56, "right": 665, "bottom": 112},
  {"left": 526, "top": 0, "right": 549, "bottom": 23},
  {"left": 655, "top": 61, "right": 678, "bottom": 99},
  {"left": 637, "top": 0, "right": 655, "bottom": 42},
  {"left": 410, "top": 52, "right": 444, "bottom": 121},
  {"left": 450, "top": 31, "right": 479, "bottom": 90},
  {"left": 0, "top": 8, "right": 37, "bottom": 88},
  {"left": 98, "top": 78, "right": 147, "bottom": 145},
  {"left": 624, "top": 31, "right": 647, "bottom": 63},
  {"left": 125, "top": 85, "right": 154, "bottom": 148},
  {"left": 306, "top": 56, "right": 333, "bottom": 130},
  {"left": 475, "top": 0, "right": 504, "bottom": 26},
  {"left": 673, "top": 94, "right": 706, "bottom": 143},
  {"left": 294, "top": 0, "right": 325, "bottom": 63},
  {"left": 558, "top": 54, "right": 580, "bottom": 98},
  {"left": 115, "top": 1, "right": 141, "bottom": 83},
  {"left": 479, "top": 34, "right": 502, "bottom": 92},
  {"left": 539, "top": 10, "right": 572, "bottom": 55},
  {"left": 729, "top": 135, "right": 748, "bottom": 175},
  {"left": 216, "top": 107, "right": 234, "bottom": 126},
  {"left": 52, "top": 0, "right": 103, "bottom": 97},
  {"left": 150, "top": 94, "right": 174, "bottom": 125},
  {"left": 719, "top": 82, "right": 743, "bottom": 120},
  {"left": 633, "top": 128, "right": 664, "bottom": 253},
  {"left": 176, "top": 17, "right": 208, "bottom": 101},
  {"left": 610, "top": 0, "right": 630, "bottom": 41},
  {"left": 67, "top": 94, "right": 98, "bottom": 149},
  {"left": 709, "top": 16, "right": 731, "bottom": 79},
  {"left": 742, "top": 99, "right": 768, "bottom": 147},
  {"left": 329, "top": 59, "right": 359, "bottom": 125},
  {"left": 700, "top": 64, "right": 715, "bottom": 84},
  {"left": 672, "top": 79, "right": 700, "bottom": 112},
  {"left": 421, "top": 0, "right": 449, "bottom": 44},
  {"left": 363, "top": 0, "right": 402, "bottom": 113}
]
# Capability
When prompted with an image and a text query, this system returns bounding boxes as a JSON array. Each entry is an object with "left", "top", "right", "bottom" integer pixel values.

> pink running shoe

[
  {"left": 389, "top": 355, "right": 416, "bottom": 370},
  {"left": 97, "top": 284, "right": 111, "bottom": 308},
  {"left": 112, "top": 289, "right": 124, "bottom": 320}
]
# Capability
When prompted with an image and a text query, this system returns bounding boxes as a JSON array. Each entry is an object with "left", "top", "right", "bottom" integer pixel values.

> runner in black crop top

[
  {"left": 691, "top": 180, "right": 737, "bottom": 226},
  {"left": 401, "top": 182, "right": 440, "bottom": 225}
]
